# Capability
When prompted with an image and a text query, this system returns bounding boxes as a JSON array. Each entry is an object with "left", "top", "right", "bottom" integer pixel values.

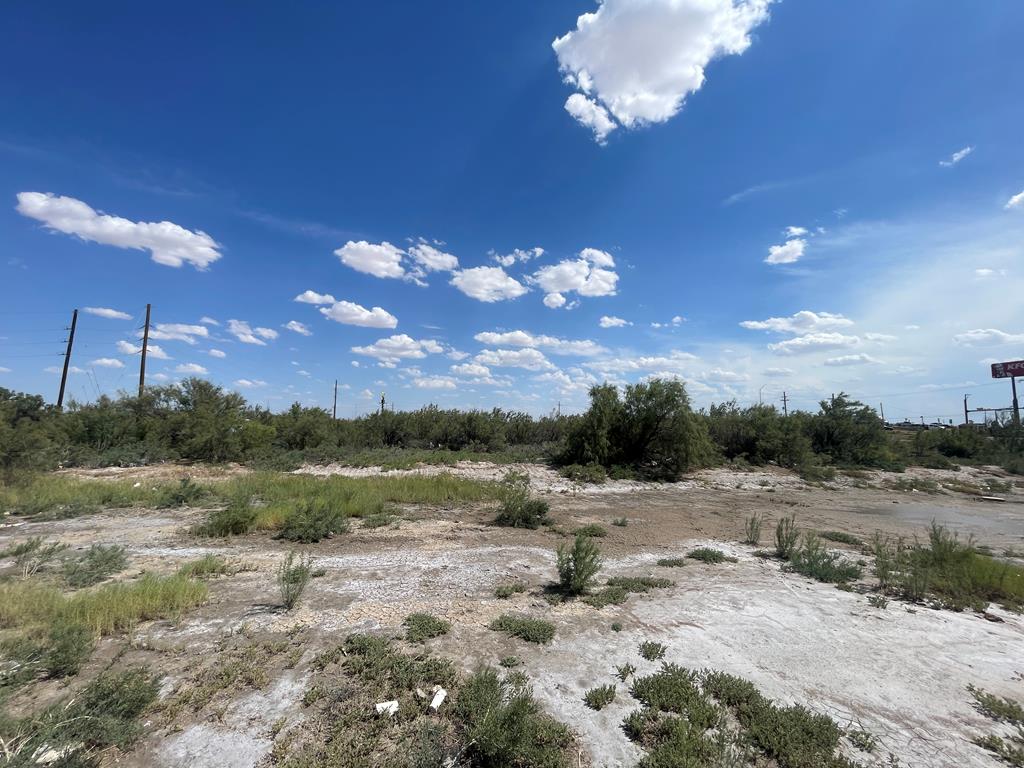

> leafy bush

[
  {"left": 606, "top": 576, "right": 673, "bottom": 592},
  {"left": 787, "top": 534, "right": 862, "bottom": 584},
  {"left": 403, "top": 612, "right": 451, "bottom": 643},
  {"left": 776, "top": 516, "right": 799, "bottom": 559},
  {"left": 556, "top": 534, "right": 602, "bottom": 595},
  {"left": 574, "top": 523, "right": 607, "bottom": 538},
  {"left": 612, "top": 517, "right": 628, "bottom": 527},
  {"left": 559, "top": 463, "right": 607, "bottom": 484},
  {"left": 819, "top": 530, "right": 861, "bottom": 546},
  {"left": 582, "top": 585, "right": 628, "bottom": 608},
  {"left": 489, "top": 614, "right": 556, "bottom": 644},
  {"left": 194, "top": 495, "right": 258, "bottom": 537},
  {"left": 155, "top": 476, "right": 207, "bottom": 507},
  {"left": 3, "top": 537, "right": 69, "bottom": 577},
  {"left": 277, "top": 499, "right": 348, "bottom": 543},
  {"left": 705, "top": 401, "right": 811, "bottom": 468},
  {"left": 583, "top": 684, "right": 616, "bottom": 710},
  {"left": 277, "top": 551, "right": 313, "bottom": 610},
  {"left": 638, "top": 641, "right": 666, "bottom": 661},
  {"left": 686, "top": 547, "right": 736, "bottom": 564},
  {"left": 62, "top": 544, "right": 128, "bottom": 588},
  {"left": 656, "top": 558, "right": 687, "bottom": 567},
  {"left": 177, "top": 554, "right": 231, "bottom": 578},
  {"left": 494, "top": 581, "right": 527, "bottom": 599},
  {"left": 494, "top": 470, "right": 549, "bottom": 529}
]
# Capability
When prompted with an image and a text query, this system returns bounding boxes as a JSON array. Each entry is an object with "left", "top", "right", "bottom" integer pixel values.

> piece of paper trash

[
  {"left": 375, "top": 700, "right": 399, "bottom": 717},
  {"left": 133, "top": 482, "right": 141, "bottom": 488},
  {"left": 430, "top": 687, "right": 447, "bottom": 710}
]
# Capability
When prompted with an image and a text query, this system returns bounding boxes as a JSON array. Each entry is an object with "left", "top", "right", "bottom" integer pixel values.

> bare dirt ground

[{"left": 6, "top": 462, "right": 1024, "bottom": 767}]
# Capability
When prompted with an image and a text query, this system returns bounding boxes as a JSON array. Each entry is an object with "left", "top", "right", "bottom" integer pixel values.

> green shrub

[
  {"left": 656, "top": 558, "right": 687, "bottom": 567},
  {"left": 611, "top": 622, "right": 623, "bottom": 632},
  {"left": 775, "top": 516, "right": 799, "bottom": 559},
  {"left": 194, "top": 495, "right": 258, "bottom": 537},
  {"left": 638, "top": 641, "right": 666, "bottom": 661},
  {"left": 3, "top": 537, "right": 69, "bottom": 577},
  {"left": 494, "top": 580, "right": 527, "bottom": 599},
  {"left": 819, "top": 530, "right": 861, "bottom": 546},
  {"left": 494, "top": 470, "right": 549, "bottom": 529},
  {"left": 155, "top": 477, "right": 207, "bottom": 508},
  {"left": 277, "top": 551, "right": 313, "bottom": 610},
  {"left": 43, "top": 620, "right": 94, "bottom": 678},
  {"left": 489, "top": 614, "right": 556, "bottom": 644},
  {"left": 499, "top": 656, "right": 521, "bottom": 668},
  {"left": 686, "top": 547, "right": 736, "bottom": 564},
  {"left": 63, "top": 544, "right": 128, "bottom": 588},
  {"left": 556, "top": 534, "right": 602, "bottom": 595},
  {"left": 616, "top": 662, "right": 636, "bottom": 682},
  {"left": 277, "top": 499, "right": 348, "bottom": 543},
  {"left": 361, "top": 512, "right": 397, "bottom": 529},
  {"left": 582, "top": 585, "right": 628, "bottom": 608},
  {"left": 606, "top": 576, "right": 673, "bottom": 592},
  {"left": 559, "top": 463, "right": 607, "bottom": 484},
  {"left": 787, "top": 534, "right": 862, "bottom": 584},
  {"left": 583, "top": 684, "right": 616, "bottom": 710},
  {"left": 574, "top": 523, "right": 607, "bottom": 538},
  {"left": 177, "top": 554, "right": 231, "bottom": 579},
  {"left": 744, "top": 513, "right": 763, "bottom": 545},
  {"left": 403, "top": 612, "right": 451, "bottom": 643}
]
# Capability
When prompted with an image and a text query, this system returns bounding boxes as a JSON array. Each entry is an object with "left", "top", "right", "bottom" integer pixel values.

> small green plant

[
  {"left": 616, "top": 662, "right": 636, "bottom": 682},
  {"left": 656, "top": 557, "right": 687, "bottom": 567},
  {"left": 574, "top": 523, "right": 607, "bottom": 538},
  {"left": 494, "top": 580, "right": 528, "bottom": 599},
  {"left": 820, "top": 530, "right": 862, "bottom": 546},
  {"left": 403, "top": 612, "right": 451, "bottom": 643},
  {"left": 556, "top": 534, "right": 602, "bottom": 595},
  {"left": 178, "top": 554, "right": 231, "bottom": 579},
  {"left": 494, "top": 470, "right": 550, "bottom": 529},
  {"left": 194, "top": 495, "right": 258, "bottom": 537},
  {"left": 62, "top": 544, "right": 128, "bottom": 587},
  {"left": 606, "top": 576, "right": 673, "bottom": 592},
  {"left": 686, "top": 547, "right": 736, "bottom": 564},
  {"left": 638, "top": 641, "right": 666, "bottom": 661},
  {"left": 361, "top": 512, "right": 397, "bottom": 529},
  {"left": 868, "top": 594, "right": 889, "bottom": 609},
  {"left": 156, "top": 476, "right": 207, "bottom": 508},
  {"left": 775, "top": 515, "right": 799, "bottom": 558},
  {"left": 583, "top": 684, "right": 616, "bottom": 710},
  {"left": 559, "top": 463, "right": 607, "bottom": 485},
  {"left": 277, "top": 551, "right": 313, "bottom": 611},
  {"left": 743, "top": 513, "right": 763, "bottom": 545},
  {"left": 847, "top": 728, "right": 878, "bottom": 753},
  {"left": 611, "top": 622, "right": 623, "bottom": 632},
  {"left": 3, "top": 537, "right": 69, "bottom": 577},
  {"left": 278, "top": 499, "right": 348, "bottom": 543},
  {"left": 489, "top": 614, "right": 556, "bottom": 644},
  {"left": 612, "top": 517, "right": 629, "bottom": 527},
  {"left": 499, "top": 655, "right": 521, "bottom": 668},
  {"left": 582, "top": 585, "right": 628, "bottom": 608},
  {"left": 788, "top": 533, "right": 863, "bottom": 584},
  {"left": 968, "top": 684, "right": 1024, "bottom": 767}
]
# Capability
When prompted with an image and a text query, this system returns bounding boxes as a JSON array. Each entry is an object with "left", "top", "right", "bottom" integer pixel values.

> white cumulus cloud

[
  {"left": 473, "top": 330, "right": 605, "bottom": 356},
  {"left": 208, "top": 349, "right": 227, "bottom": 358},
  {"left": 149, "top": 323, "right": 209, "bottom": 344},
  {"left": 475, "top": 348, "right": 554, "bottom": 371},
  {"left": 227, "top": 319, "right": 274, "bottom": 345},
  {"left": 408, "top": 242, "right": 459, "bottom": 272},
  {"left": 553, "top": 0, "right": 771, "bottom": 141},
  {"left": 84, "top": 307, "right": 131, "bottom": 320},
  {"left": 175, "top": 363, "right": 208, "bottom": 374},
  {"left": 1006, "top": 191, "right": 1024, "bottom": 210},
  {"left": 234, "top": 379, "right": 267, "bottom": 388},
  {"left": 740, "top": 311, "right": 853, "bottom": 334},
  {"left": 450, "top": 266, "right": 529, "bottom": 303},
  {"left": 533, "top": 248, "right": 619, "bottom": 306},
  {"left": 952, "top": 328, "right": 1024, "bottom": 346},
  {"left": 351, "top": 335, "right": 444, "bottom": 366},
  {"left": 319, "top": 301, "right": 398, "bottom": 329},
  {"left": 599, "top": 315, "right": 631, "bottom": 328},
  {"left": 16, "top": 192, "right": 221, "bottom": 269},
  {"left": 765, "top": 238, "right": 806, "bottom": 265},
  {"left": 90, "top": 357, "right": 123, "bottom": 368},
  {"left": 284, "top": 320, "right": 312, "bottom": 336},
  {"left": 334, "top": 240, "right": 406, "bottom": 279},
  {"left": 823, "top": 354, "right": 882, "bottom": 366},
  {"left": 939, "top": 146, "right": 974, "bottom": 167},
  {"left": 413, "top": 376, "right": 458, "bottom": 389},
  {"left": 768, "top": 332, "right": 860, "bottom": 355},
  {"left": 491, "top": 247, "right": 544, "bottom": 267},
  {"left": 294, "top": 290, "right": 336, "bottom": 305},
  {"left": 116, "top": 340, "right": 170, "bottom": 360}
]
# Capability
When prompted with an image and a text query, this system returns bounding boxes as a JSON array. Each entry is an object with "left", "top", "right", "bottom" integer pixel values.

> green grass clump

[
  {"left": 62, "top": 544, "right": 128, "bottom": 587},
  {"left": 0, "top": 476, "right": 163, "bottom": 518},
  {"left": 638, "top": 641, "right": 666, "bottom": 661},
  {"left": 403, "top": 612, "right": 451, "bottom": 643},
  {"left": 574, "top": 523, "right": 608, "bottom": 538},
  {"left": 278, "top": 551, "right": 313, "bottom": 611},
  {"left": 616, "top": 663, "right": 636, "bottom": 682},
  {"left": 489, "top": 614, "right": 556, "bottom": 644},
  {"left": 819, "top": 530, "right": 861, "bottom": 546},
  {"left": 611, "top": 622, "right": 623, "bottom": 632},
  {"left": 494, "top": 580, "right": 528, "bottom": 599},
  {"left": 583, "top": 684, "right": 616, "bottom": 710},
  {"left": 556, "top": 534, "right": 602, "bottom": 595},
  {"left": 776, "top": 516, "right": 799, "bottom": 559},
  {"left": 361, "top": 512, "right": 398, "bottom": 529},
  {"left": 612, "top": 517, "right": 629, "bottom": 527},
  {"left": 582, "top": 585, "right": 629, "bottom": 608},
  {"left": 0, "top": 619, "right": 94, "bottom": 694},
  {"left": 743, "top": 513, "right": 763, "bottom": 545},
  {"left": 277, "top": 499, "right": 349, "bottom": 542},
  {"left": 0, "top": 573, "right": 207, "bottom": 635},
  {"left": 155, "top": 476, "right": 207, "bottom": 508},
  {"left": 606, "top": 576, "right": 674, "bottom": 592},
  {"left": 656, "top": 558, "right": 687, "bottom": 568},
  {"left": 559, "top": 463, "right": 607, "bottom": 485},
  {"left": 686, "top": 547, "right": 737, "bottom": 564},
  {"left": 193, "top": 495, "right": 258, "bottom": 537},
  {"left": 494, "top": 470, "right": 549, "bottom": 529},
  {"left": 2, "top": 537, "right": 68, "bottom": 577},
  {"left": 177, "top": 554, "right": 231, "bottom": 579},
  {"left": 787, "top": 534, "right": 862, "bottom": 584},
  {"left": 499, "top": 656, "right": 521, "bottom": 668}
]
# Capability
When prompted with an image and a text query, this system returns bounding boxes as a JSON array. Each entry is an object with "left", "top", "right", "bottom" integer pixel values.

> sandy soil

[{"left": 4, "top": 463, "right": 1023, "bottom": 767}]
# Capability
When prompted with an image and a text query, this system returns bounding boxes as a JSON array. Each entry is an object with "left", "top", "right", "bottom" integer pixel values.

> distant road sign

[{"left": 991, "top": 360, "right": 1024, "bottom": 378}]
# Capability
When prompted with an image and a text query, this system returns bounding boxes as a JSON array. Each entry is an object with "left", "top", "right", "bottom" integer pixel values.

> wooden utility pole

[
  {"left": 333, "top": 380, "right": 338, "bottom": 419},
  {"left": 1012, "top": 377, "right": 1020, "bottom": 426},
  {"left": 780, "top": 391, "right": 788, "bottom": 417},
  {"left": 380, "top": 392, "right": 386, "bottom": 415},
  {"left": 138, "top": 303, "right": 152, "bottom": 398},
  {"left": 879, "top": 402, "right": 885, "bottom": 423},
  {"left": 963, "top": 394, "right": 970, "bottom": 426},
  {"left": 57, "top": 309, "right": 78, "bottom": 409}
]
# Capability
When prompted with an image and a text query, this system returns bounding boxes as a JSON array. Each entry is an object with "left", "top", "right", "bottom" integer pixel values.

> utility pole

[
  {"left": 333, "top": 380, "right": 338, "bottom": 419},
  {"left": 879, "top": 402, "right": 885, "bottom": 423},
  {"left": 758, "top": 384, "right": 766, "bottom": 405},
  {"left": 963, "top": 394, "right": 970, "bottom": 426},
  {"left": 781, "top": 391, "right": 788, "bottom": 417},
  {"left": 57, "top": 308, "right": 78, "bottom": 410},
  {"left": 380, "top": 392, "right": 386, "bottom": 415},
  {"left": 138, "top": 303, "right": 151, "bottom": 398},
  {"left": 1012, "top": 377, "right": 1020, "bottom": 426}
]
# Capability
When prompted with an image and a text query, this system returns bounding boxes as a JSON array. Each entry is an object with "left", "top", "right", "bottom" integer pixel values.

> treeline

[{"left": 1, "top": 378, "right": 1021, "bottom": 477}]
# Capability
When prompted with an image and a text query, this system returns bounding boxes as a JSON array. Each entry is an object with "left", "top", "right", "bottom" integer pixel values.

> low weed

[
  {"left": 559, "top": 463, "right": 607, "bottom": 485},
  {"left": 616, "top": 662, "right": 636, "bottom": 682},
  {"left": 606, "top": 576, "right": 674, "bottom": 592},
  {"left": 788, "top": 533, "right": 863, "bottom": 584},
  {"left": 968, "top": 684, "right": 1024, "bottom": 767},
  {"left": 277, "top": 551, "right": 313, "bottom": 611},
  {"left": 820, "top": 530, "right": 862, "bottom": 546},
  {"left": 193, "top": 494, "right": 258, "bottom": 537},
  {"left": 638, "top": 641, "right": 666, "bottom": 661},
  {"left": 499, "top": 655, "right": 521, "bottom": 668},
  {"left": 556, "top": 534, "right": 602, "bottom": 595},
  {"left": 612, "top": 517, "right": 629, "bottom": 527},
  {"left": 611, "top": 622, "right": 623, "bottom": 632},
  {"left": 277, "top": 499, "right": 349, "bottom": 543},
  {"left": 743, "top": 513, "right": 763, "bottom": 545},
  {"left": 494, "top": 580, "right": 528, "bottom": 599},
  {"left": 847, "top": 728, "right": 878, "bottom": 753},
  {"left": 2, "top": 537, "right": 69, "bottom": 577},
  {"left": 361, "top": 511, "right": 397, "bottom": 529},
  {"left": 403, "top": 612, "right": 451, "bottom": 643},
  {"left": 574, "top": 523, "right": 608, "bottom": 538},
  {"left": 177, "top": 554, "right": 231, "bottom": 579},
  {"left": 656, "top": 557, "right": 687, "bottom": 567},
  {"left": 868, "top": 594, "right": 889, "bottom": 609},
  {"left": 775, "top": 515, "right": 799, "bottom": 559},
  {"left": 494, "top": 470, "right": 550, "bottom": 529},
  {"left": 583, "top": 684, "right": 616, "bottom": 710},
  {"left": 582, "top": 586, "right": 628, "bottom": 608},
  {"left": 155, "top": 476, "right": 207, "bottom": 508},
  {"left": 687, "top": 547, "right": 737, "bottom": 564},
  {"left": 62, "top": 544, "right": 128, "bottom": 587},
  {"left": 489, "top": 614, "right": 556, "bottom": 644}
]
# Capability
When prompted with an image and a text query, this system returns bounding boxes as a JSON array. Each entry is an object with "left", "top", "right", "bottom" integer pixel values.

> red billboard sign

[{"left": 991, "top": 360, "right": 1024, "bottom": 379}]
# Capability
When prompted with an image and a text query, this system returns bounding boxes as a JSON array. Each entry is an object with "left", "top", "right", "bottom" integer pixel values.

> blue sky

[{"left": 2, "top": 1, "right": 1023, "bottom": 421}]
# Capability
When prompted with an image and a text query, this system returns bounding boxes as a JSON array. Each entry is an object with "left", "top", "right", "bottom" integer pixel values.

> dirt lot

[{"left": 4, "top": 462, "right": 1024, "bottom": 767}]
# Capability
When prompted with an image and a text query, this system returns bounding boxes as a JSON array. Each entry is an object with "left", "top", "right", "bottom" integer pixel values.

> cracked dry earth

[{"left": 4, "top": 463, "right": 1023, "bottom": 768}]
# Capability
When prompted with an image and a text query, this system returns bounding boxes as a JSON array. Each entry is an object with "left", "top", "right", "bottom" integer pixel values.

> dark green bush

[
  {"left": 403, "top": 612, "right": 451, "bottom": 643},
  {"left": 277, "top": 499, "right": 348, "bottom": 543},
  {"left": 489, "top": 614, "right": 556, "bottom": 644},
  {"left": 62, "top": 544, "right": 128, "bottom": 588},
  {"left": 686, "top": 547, "right": 736, "bottom": 564},
  {"left": 556, "top": 534, "right": 602, "bottom": 595},
  {"left": 194, "top": 495, "right": 258, "bottom": 537},
  {"left": 787, "top": 534, "right": 862, "bottom": 584},
  {"left": 494, "top": 471, "right": 549, "bottom": 529}
]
